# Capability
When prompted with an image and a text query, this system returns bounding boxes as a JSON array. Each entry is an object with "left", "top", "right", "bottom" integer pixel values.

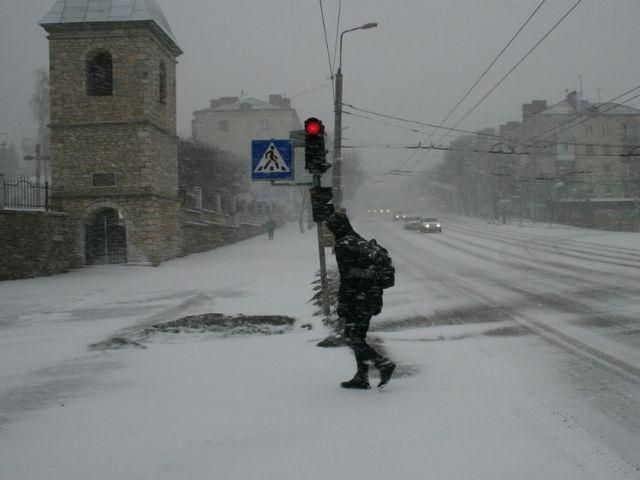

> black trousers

[{"left": 343, "top": 314, "right": 387, "bottom": 375}]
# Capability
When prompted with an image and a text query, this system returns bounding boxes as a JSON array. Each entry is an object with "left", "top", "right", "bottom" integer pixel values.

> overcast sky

[{"left": 2, "top": 0, "right": 640, "bottom": 185}]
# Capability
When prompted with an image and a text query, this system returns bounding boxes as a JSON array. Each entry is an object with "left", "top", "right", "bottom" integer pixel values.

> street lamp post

[{"left": 333, "top": 22, "right": 377, "bottom": 210}]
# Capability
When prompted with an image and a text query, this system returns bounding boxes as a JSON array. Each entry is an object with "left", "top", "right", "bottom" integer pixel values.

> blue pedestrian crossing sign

[{"left": 251, "top": 139, "right": 293, "bottom": 181}]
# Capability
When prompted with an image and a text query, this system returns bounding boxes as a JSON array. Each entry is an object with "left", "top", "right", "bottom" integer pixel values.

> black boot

[
  {"left": 377, "top": 361, "right": 396, "bottom": 388},
  {"left": 341, "top": 374, "right": 371, "bottom": 389},
  {"left": 341, "top": 364, "right": 370, "bottom": 389}
]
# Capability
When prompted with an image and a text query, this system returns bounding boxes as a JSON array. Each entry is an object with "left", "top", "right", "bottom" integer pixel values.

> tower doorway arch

[{"left": 85, "top": 207, "right": 127, "bottom": 265}]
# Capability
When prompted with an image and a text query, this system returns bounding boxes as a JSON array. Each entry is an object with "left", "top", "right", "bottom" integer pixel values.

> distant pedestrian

[
  {"left": 325, "top": 211, "right": 396, "bottom": 389},
  {"left": 265, "top": 217, "right": 276, "bottom": 240}
]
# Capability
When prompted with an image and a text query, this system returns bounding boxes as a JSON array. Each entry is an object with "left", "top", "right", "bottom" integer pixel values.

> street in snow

[{"left": 1, "top": 216, "right": 639, "bottom": 480}]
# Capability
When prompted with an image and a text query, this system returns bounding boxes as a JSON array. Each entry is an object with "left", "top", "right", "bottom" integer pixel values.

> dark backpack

[{"left": 366, "top": 239, "right": 395, "bottom": 289}]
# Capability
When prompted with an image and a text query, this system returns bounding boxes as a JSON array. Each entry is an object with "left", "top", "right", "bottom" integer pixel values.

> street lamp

[{"left": 333, "top": 22, "right": 378, "bottom": 210}]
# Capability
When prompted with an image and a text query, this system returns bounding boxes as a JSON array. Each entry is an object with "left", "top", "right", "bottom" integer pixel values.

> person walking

[
  {"left": 325, "top": 211, "right": 396, "bottom": 389},
  {"left": 265, "top": 217, "right": 276, "bottom": 240}
]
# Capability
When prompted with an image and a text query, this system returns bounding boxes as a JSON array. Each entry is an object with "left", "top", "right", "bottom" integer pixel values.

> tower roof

[{"left": 40, "top": 0, "right": 181, "bottom": 54}]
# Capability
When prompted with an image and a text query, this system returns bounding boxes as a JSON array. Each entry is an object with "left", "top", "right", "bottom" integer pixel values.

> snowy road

[
  {"left": 362, "top": 215, "right": 640, "bottom": 474},
  {"left": 365, "top": 216, "right": 640, "bottom": 370},
  {"left": 1, "top": 218, "right": 640, "bottom": 479}
]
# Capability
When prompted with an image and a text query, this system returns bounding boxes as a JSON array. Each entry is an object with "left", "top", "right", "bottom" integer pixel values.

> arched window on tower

[
  {"left": 86, "top": 51, "right": 113, "bottom": 96},
  {"left": 159, "top": 61, "right": 167, "bottom": 104}
]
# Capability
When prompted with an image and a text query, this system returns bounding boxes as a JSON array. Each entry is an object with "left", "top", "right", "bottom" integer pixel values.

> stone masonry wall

[
  {"left": 180, "top": 209, "right": 266, "bottom": 255},
  {"left": 50, "top": 124, "right": 178, "bottom": 199},
  {"left": 0, "top": 206, "right": 270, "bottom": 281},
  {"left": 0, "top": 210, "right": 81, "bottom": 281},
  {"left": 47, "top": 21, "right": 181, "bottom": 266},
  {"left": 47, "top": 23, "right": 177, "bottom": 134}
]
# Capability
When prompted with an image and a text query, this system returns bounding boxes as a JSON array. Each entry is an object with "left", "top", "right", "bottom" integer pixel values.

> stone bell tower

[{"left": 40, "top": 0, "right": 183, "bottom": 265}]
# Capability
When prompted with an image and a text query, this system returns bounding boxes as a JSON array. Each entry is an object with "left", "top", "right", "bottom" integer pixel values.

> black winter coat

[{"left": 326, "top": 213, "right": 383, "bottom": 317}]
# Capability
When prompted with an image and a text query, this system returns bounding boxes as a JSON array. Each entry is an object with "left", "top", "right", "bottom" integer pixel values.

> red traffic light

[{"left": 305, "top": 117, "right": 323, "bottom": 136}]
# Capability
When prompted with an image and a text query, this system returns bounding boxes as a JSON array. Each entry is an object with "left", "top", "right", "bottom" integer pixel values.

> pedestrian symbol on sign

[
  {"left": 251, "top": 139, "right": 293, "bottom": 181},
  {"left": 254, "top": 143, "right": 290, "bottom": 173}
]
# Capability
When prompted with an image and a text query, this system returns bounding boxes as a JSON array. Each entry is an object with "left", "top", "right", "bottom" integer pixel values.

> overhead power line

[
  {"left": 422, "top": 0, "right": 548, "bottom": 148},
  {"left": 318, "top": 0, "right": 335, "bottom": 98},
  {"left": 343, "top": 104, "right": 508, "bottom": 140},
  {"left": 402, "top": 0, "right": 549, "bottom": 170},
  {"left": 291, "top": 83, "right": 332, "bottom": 99},
  {"left": 552, "top": 91, "right": 640, "bottom": 140},
  {"left": 342, "top": 105, "right": 640, "bottom": 156},
  {"left": 431, "top": 0, "right": 584, "bottom": 152},
  {"left": 523, "top": 83, "right": 640, "bottom": 144},
  {"left": 341, "top": 142, "right": 640, "bottom": 159}
]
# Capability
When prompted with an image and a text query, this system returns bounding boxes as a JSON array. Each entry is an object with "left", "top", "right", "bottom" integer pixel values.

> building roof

[
  {"left": 542, "top": 99, "right": 640, "bottom": 116},
  {"left": 40, "top": 0, "right": 181, "bottom": 53},
  {"left": 586, "top": 102, "right": 640, "bottom": 115},
  {"left": 195, "top": 97, "right": 289, "bottom": 114},
  {"left": 542, "top": 99, "right": 575, "bottom": 115}
]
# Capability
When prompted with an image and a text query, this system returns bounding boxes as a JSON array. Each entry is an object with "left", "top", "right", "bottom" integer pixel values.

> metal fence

[{"left": 1, "top": 176, "right": 51, "bottom": 211}]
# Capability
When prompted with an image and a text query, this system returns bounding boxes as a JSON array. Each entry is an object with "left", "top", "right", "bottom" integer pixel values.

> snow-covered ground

[{"left": 1, "top": 219, "right": 639, "bottom": 480}]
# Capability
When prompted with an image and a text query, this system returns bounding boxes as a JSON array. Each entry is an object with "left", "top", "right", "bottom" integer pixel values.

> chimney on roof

[
  {"left": 566, "top": 90, "right": 578, "bottom": 111},
  {"left": 522, "top": 100, "right": 548, "bottom": 122},
  {"left": 269, "top": 94, "right": 291, "bottom": 109},
  {"left": 210, "top": 96, "right": 239, "bottom": 109}
]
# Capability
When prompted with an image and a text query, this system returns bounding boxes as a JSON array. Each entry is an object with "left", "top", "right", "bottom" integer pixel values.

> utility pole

[
  {"left": 333, "top": 22, "right": 378, "bottom": 210},
  {"left": 333, "top": 69, "right": 343, "bottom": 209}
]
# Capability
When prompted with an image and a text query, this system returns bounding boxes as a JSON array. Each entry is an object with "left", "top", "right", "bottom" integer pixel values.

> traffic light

[
  {"left": 309, "top": 186, "right": 334, "bottom": 222},
  {"left": 304, "top": 117, "right": 330, "bottom": 174}
]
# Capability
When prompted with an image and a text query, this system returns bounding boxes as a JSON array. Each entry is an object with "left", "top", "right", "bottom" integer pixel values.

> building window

[
  {"left": 603, "top": 163, "right": 611, "bottom": 173},
  {"left": 87, "top": 51, "right": 113, "bottom": 96},
  {"left": 623, "top": 123, "right": 639, "bottom": 142},
  {"left": 602, "top": 123, "right": 609, "bottom": 135},
  {"left": 218, "top": 120, "right": 229, "bottom": 132},
  {"left": 92, "top": 172, "right": 116, "bottom": 187},
  {"left": 260, "top": 119, "right": 269, "bottom": 131},
  {"left": 159, "top": 61, "right": 167, "bottom": 104},
  {"left": 585, "top": 124, "right": 593, "bottom": 134},
  {"left": 586, "top": 144, "right": 594, "bottom": 155}
]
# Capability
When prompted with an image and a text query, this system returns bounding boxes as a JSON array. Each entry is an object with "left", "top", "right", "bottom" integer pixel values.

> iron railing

[{"left": 1, "top": 177, "right": 51, "bottom": 211}]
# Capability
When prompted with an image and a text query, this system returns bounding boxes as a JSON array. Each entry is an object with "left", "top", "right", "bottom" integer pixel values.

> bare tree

[{"left": 29, "top": 68, "right": 51, "bottom": 181}]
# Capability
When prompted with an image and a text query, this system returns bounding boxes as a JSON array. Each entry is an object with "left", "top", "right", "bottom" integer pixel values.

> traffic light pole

[
  {"left": 313, "top": 173, "right": 331, "bottom": 319},
  {"left": 301, "top": 117, "right": 332, "bottom": 320}
]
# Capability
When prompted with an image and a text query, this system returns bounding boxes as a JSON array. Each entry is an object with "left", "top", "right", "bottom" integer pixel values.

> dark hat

[{"left": 325, "top": 211, "right": 353, "bottom": 238}]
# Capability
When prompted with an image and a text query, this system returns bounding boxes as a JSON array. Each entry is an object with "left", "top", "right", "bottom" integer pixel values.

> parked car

[
  {"left": 403, "top": 215, "right": 422, "bottom": 230},
  {"left": 419, "top": 217, "right": 442, "bottom": 233}
]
